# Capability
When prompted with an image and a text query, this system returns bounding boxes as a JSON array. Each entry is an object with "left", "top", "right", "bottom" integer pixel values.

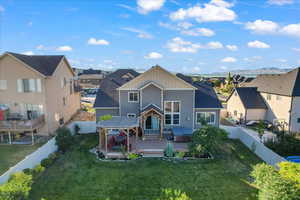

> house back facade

[
  {"left": 94, "top": 65, "right": 222, "bottom": 137},
  {"left": 227, "top": 67, "right": 300, "bottom": 132},
  {"left": 0, "top": 52, "right": 81, "bottom": 136}
]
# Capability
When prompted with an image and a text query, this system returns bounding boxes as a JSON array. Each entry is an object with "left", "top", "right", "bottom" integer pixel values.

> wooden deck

[{"left": 0, "top": 115, "right": 45, "bottom": 132}]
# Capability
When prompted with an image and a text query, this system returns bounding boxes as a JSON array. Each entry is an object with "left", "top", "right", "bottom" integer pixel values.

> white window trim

[
  {"left": 128, "top": 91, "right": 139, "bottom": 103},
  {"left": 196, "top": 111, "right": 216, "bottom": 125},
  {"left": 164, "top": 101, "right": 181, "bottom": 126},
  {"left": 127, "top": 113, "right": 136, "bottom": 118}
]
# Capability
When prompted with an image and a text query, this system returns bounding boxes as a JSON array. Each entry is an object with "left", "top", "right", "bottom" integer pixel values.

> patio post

[
  {"left": 160, "top": 117, "right": 163, "bottom": 140},
  {"left": 8, "top": 131, "right": 12, "bottom": 144},
  {"left": 127, "top": 128, "right": 129, "bottom": 153},
  {"left": 31, "top": 131, "right": 34, "bottom": 145},
  {"left": 135, "top": 126, "right": 138, "bottom": 141},
  {"left": 105, "top": 128, "right": 108, "bottom": 154},
  {"left": 98, "top": 128, "right": 101, "bottom": 150}
]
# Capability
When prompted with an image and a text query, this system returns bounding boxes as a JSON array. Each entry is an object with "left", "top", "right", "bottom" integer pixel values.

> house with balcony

[
  {"left": 93, "top": 65, "right": 222, "bottom": 157},
  {"left": 226, "top": 67, "right": 300, "bottom": 133},
  {"left": 0, "top": 52, "right": 81, "bottom": 144}
]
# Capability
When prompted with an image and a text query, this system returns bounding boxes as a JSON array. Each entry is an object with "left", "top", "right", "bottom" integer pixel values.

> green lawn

[
  {"left": 29, "top": 135, "right": 262, "bottom": 200},
  {"left": 0, "top": 144, "right": 43, "bottom": 175}
]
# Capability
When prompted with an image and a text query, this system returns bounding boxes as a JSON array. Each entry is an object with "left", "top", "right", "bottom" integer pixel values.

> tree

[
  {"left": 157, "top": 189, "right": 191, "bottom": 200},
  {"left": 55, "top": 127, "right": 74, "bottom": 153}
]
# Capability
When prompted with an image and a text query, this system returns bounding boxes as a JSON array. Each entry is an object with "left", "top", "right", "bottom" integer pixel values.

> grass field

[
  {"left": 29, "top": 135, "right": 262, "bottom": 200},
  {"left": 0, "top": 144, "right": 43, "bottom": 175}
]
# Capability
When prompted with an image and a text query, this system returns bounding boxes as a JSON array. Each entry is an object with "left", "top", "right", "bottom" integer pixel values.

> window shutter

[
  {"left": 29, "top": 79, "right": 36, "bottom": 92},
  {"left": 36, "top": 79, "right": 42, "bottom": 92},
  {"left": 17, "top": 79, "right": 23, "bottom": 92}
]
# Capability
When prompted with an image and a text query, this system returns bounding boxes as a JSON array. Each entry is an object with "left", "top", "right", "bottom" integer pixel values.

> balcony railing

[{"left": 0, "top": 114, "right": 45, "bottom": 132}]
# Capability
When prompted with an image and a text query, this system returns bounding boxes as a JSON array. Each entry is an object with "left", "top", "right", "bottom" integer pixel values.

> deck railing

[{"left": 0, "top": 115, "right": 45, "bottom": 132}]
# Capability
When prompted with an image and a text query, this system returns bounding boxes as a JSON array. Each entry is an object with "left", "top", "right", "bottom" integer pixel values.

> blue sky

[{"left": 1, "top": 0, "right": 300, "bottom": 73}]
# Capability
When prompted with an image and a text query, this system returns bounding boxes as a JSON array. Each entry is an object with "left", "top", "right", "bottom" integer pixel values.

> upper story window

[
  {"left": 17, "top": 79, "right": 42, "bottom": 93},
  {"left": 0, "top": 80, "right": 7, "bottom": 90},
  {"left": 128, "top": 92, "right": 139, "bottom": 102},
  {"left": 127, "top": 113, "right": 136, "bottom": 118},
  {"left": 196, "top": 112, "right": 216, "bottom": 125},
  {"left": 267, "top": 94, "right": 272, "bottom": 101},
  {"left": 164, "top": 101, "right": 180, "bottom": 125}
]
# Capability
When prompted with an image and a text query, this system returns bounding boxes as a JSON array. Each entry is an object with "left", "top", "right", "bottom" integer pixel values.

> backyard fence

[
  {"left": 0, "top": 137, "right": 57, "bottom": 184},
  {"left": 67, "top": 121, "right": 97, "bottom": 135},
  {"left": 221, "top": 125, "right": 286, "bottom": 167}
]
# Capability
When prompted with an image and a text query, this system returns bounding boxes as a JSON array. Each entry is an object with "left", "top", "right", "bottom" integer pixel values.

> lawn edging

[
  {"left": 0, "top": 137, "right": 57, "bottom": 185},
  {"left": 221, "top": 125, "right": 286, "bottom": 167}
]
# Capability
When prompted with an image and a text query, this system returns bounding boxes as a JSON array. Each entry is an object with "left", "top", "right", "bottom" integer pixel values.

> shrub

[
  {"left": 165, "top": 142, "right": 174, "bottom": 157},
  {"left": 128, "top": 153, "right": 139, "bottom": 160},
  {"left": 32, "top": 165, "right": 45, "bottom": 179},
  {"left": 0, "top": 172, "right": 33, "bottom": 200},
  {"left": 279, "top": 162, "right": 300, "bottom": 187},
  {"left": 251, "top": 163, "right": 300, "bottom": 200},
  {"left": 74, "top": 124, "right": 80, "bottom": 135},
  {"left": 41, "top": 158, "right": 52, "bottom": 168},
  {"left": 175, "top": 151, "right": 185, "bottom": 159},
  {"left": 157, "top": 189, "right": 191, "bottom": 200},
  {"left": 188, "top": 126, "right": 227, "bottom": 156},
  {"left": 265, "top": 134, "right": 300, "bottom": 156},
  {"left": 55, "top": 127, "right": 74, "bottom": 153},
  {"left": 99, "top": 115, "right": 112, "bottom": 121}
]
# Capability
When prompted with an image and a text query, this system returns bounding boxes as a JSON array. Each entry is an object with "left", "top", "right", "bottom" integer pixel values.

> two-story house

[
  {"left": 226, "top": 67, "right": 300, "bottom": 132},
  {"left": 94, "top": 65, "right": 222, "bottom": 148},
  {"left": 0, "top": 52, "right": 81, "bottom": 141}
]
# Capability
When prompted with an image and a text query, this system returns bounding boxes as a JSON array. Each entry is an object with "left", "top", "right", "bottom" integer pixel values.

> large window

[
  {"left": 128, "top": 92, "right": 139, "bottom": 102},
  {"left": 164, "top": 101, "right": 180, "bottom": 125},
  {"left": 17, "top": 79, "right": 42, "bottom": 93},
  {"left": 196, "top": 112, "right": 216, "bottom": 125}
]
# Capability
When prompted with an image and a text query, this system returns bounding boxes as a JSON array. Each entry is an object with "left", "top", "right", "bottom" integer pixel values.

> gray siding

[
  {"left": 96, "top": 109, "right": 119, "bottom": 122},
  {"left": 119, "top": 90, "right": 140, "bottom": 116},
  {"left": 290, "top": 97, "right": 300, "bottom": 132},
  {"left": 194, "top": 109, "right": 220, "bottom": 129},
  {"left": 141, "top": 84, "right": 162, "bottom": 109},
  {"left": 163, "top": 90, "right": 194, "bottom": 129}
]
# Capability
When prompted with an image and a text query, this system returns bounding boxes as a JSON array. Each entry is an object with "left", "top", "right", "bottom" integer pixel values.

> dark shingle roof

[
  {"left": 233, "top": 87, "right": 267, "bottom": 109},
  {"left": 7, "top": 52, "right": 64, "bottom": 76},
  {"left": 193, "top": 82, "right": 223, "bottom": 109},
  {"left": 94, "top": 69, "right": 139, "bottom": 108},
  {"left": 244, "top": 68, "right": 300, "bottom": 96},
  {"left": 176, "top": 73, "right": 193, "bottom": 84}
]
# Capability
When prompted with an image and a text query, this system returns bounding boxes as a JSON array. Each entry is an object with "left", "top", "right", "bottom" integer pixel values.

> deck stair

[
  {"left": 141, "top": 149, "right": 164, "bottom": 157},
  {"left": 143, "top": 134, "right": 161, "bottom": 141}
]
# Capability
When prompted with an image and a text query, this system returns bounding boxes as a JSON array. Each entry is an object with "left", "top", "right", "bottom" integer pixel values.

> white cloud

[
  {"left": 177, "top": 22, "right": 193, "bottom": 29},
  {"left": 206, "top": 41, "right": 223, "bottom": 49},
  {"left": 0, "top": 6, "right": 4, "bottom": 12},
  {"left": 247, "top": 40, "right": 270, "bottom": 48},
  {"left": 166, "top": 37, "right": 201, "bottom": 53},
  {"left": 22, "top": 51, "right": 34, "bottom": 55},
  {"left": 221, "top": 57, "right": 237, "bottom": 63},
  {"left": 36, "top": 45, "right": 46, "bottom": 50},
  {"left": 56, "top": 46, "right": 73, "bottom": 52},
  {"left": 181, "top": 28, "right": 215, "bottom": 37},
  {"left": 27, "top": 21, "right": 33, "bottom": 27},
  {"left": 122, "top": 27, "right": 153, "bottom": 39},
  {"left": 298, "top": 60, "right": 300, "bottom": 64},
  {"left": 226, "top": 44, "right": 238, "bottom": 51},
  {"left": 192, "top": 66, "right": 201, "bottom": 72},
  {"left": 88, "top": 38, "right": 110, "bottom": 45},
  {"left": 276, "top": 58, "right": 287, "bottom": 62},
  {"left": 137, "top": 0, "right": 165, "bottom": 14},
  {"left": 117, "top": 4, "right": 136, "bottom": 11},
  {"left": 144, "top": 52, "right": 163, "bottom": 59},
  {"left": 220, "top": 66, "right": 228, "bottom": 70},
  {"left": 244, "top": 56, "right": 262, "bottom": 62},
  {"left": 169, "top": 0, "right": 237, "bottom": 23},
  {"left": 267, "top": 0, "right": 293, "bottom": 5},
  {"left": 280, "top": 24, "right": 300, "bottom": 37},
  {"left": 245, "top": 20, "right": 279, "bottom": 34},
  {"left": 292, "top": 48, "right": 300, "bottom": 52}
]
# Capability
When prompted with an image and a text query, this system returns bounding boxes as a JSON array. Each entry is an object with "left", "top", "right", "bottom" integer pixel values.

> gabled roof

[
  {"left": 118, "top": 65, "right": 197, "bottom": 90},
  {"left": 244, "top": 67, "right": 300, "bottom": 96},
  {"left": 93, "top": 69, "right": 139, "bottom": 108},
  {"left": 141, "top": 104, "right": 163, "bottom": 115},
  {"left": 5, "top": 52, "right": 65, "bottom": 76},
  {"left": 193, "top": 82, "right": 223, "bottom": 109},
  {"left": 228, "top": 87, "right": 267, "bottom": 109}
]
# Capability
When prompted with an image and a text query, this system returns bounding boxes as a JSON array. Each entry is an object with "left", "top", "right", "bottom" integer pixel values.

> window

[
  {"left": 267, "top": 94, "right": 272, "bottom": 101},
  {"left": 0, "top": 80, "right": 7, "bottom": 90},
  {"left": 17, "top": 79, "right": 41, "bottom": 93},
  {"left": 196, "top": 112, "right": 216, "bottom": 125},
  {"left": 164, "top": 101, "right": 180, "bottom": 125},
  {"left": 276, "top": 95, "right": 281, "bottom": 100},
  {"left": 128, "top": 92, "right": 138, "bottom": 102},
  {"left": 298, "top": 118, "right": 300, "bottom": 123},
  {"left": 127, "top": 113, "right": 136, "bottom": 118}
]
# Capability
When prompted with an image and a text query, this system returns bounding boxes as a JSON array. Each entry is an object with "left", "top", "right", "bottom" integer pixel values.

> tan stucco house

[
  {"left": 227, "top": 67, "right": 300, "bottom": 133},
  {"left": 0, "top": 52, "right": 81, "bottom": 139}
]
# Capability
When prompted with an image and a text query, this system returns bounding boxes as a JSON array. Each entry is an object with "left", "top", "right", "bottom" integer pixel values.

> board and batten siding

[
  {"left": 141, "top": 84, "right": 162, "bottom": 109},
  {"left": 163, "top": 90, "right": 194, "bottom": 129},
  {"left": 119, "top": 90, "right": 140, "bottom": 116},
  {"left": 194, "top": 109, "right": 220, "bottom": 129},
  {"left": 95, "top": 108, "right": 119, "bottom": 122}
]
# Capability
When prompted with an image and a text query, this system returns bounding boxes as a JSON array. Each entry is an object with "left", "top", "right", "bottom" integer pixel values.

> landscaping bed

[{"left": 28, "top": 134, "right": 262, "bottom": 200}]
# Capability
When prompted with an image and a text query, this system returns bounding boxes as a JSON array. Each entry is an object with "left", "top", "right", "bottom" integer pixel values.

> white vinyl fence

[
  {"left": 221, "top": 125, "right": 286, "bottom": 167},
  {"left": 0, "top": 137, "right": 57, "bottom": 184},
  {"left": 67, "top": 121, "right": 97, "bottom": 135}
]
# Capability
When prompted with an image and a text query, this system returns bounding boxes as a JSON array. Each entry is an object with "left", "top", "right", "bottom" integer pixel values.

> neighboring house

[
  {"left": 227, "top": 67, "right": 300, "bottom": 132},
  {"left": 94, "top": 65, "right": 222, "bottom": 139},
  {"left": 75, "top": 68, "right": 109, "bottom": 89},
  {"left": 0, "top": 52, "right": 81, "bottom": 137}
]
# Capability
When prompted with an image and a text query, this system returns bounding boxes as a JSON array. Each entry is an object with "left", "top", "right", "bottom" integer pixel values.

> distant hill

[{"left": 200, "top": 67, "right": 293, "bottom": 77}]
